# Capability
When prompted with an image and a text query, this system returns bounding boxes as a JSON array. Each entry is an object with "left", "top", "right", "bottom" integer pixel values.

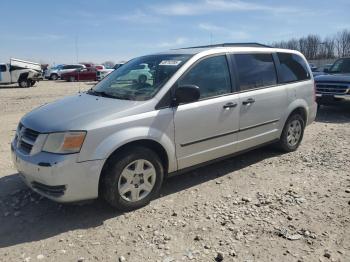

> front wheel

[
  {"left": 101, "top": 146, "right": 164, "bottom": 211},
  {"left": 68, "top": 76, "right": 75, "bottom": 82},
  {"left": 277, "top": 114, "right": 305, "bottom": 152}
]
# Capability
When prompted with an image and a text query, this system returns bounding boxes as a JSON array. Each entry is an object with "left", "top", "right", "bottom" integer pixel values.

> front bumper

[
  {"left": 11, "top": 142, "right": 104, "bottom": 203},
  {"left": 316, "top": 94, "right": 350, "bottom": 101}
]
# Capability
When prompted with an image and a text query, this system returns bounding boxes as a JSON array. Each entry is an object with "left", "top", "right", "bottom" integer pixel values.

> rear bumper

[
  {"left": 11, "top": 142, "right": 104, "bottom": 203},
  {"left": 307, "top": 102, "right": 317, "bottom": 126}
]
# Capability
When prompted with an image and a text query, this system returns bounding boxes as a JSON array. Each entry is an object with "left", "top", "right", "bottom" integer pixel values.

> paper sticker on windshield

[{"left": 159, "top": 60, "right": 182, "bottom": 66}]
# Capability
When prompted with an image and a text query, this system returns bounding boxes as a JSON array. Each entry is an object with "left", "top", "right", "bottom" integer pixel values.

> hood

[
  {"left": 315, "top": 73, "right": 350, "bottom": 83},
  {"left": 21, "top": 93, "right": 148, "bottom": 133}
]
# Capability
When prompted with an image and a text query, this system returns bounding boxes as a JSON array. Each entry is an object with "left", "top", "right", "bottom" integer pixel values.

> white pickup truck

[{"left": 0, "top": 58, "right": 42, "bottom": 88}]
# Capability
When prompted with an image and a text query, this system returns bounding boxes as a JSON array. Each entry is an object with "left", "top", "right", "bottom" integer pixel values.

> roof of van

[{"left": 154, "top": 42, "right": 297, "bottom": 56}]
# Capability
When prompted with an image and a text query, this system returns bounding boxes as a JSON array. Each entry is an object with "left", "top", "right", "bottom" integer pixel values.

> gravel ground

[{"left": 0, "top": 81, "right": 349, "bottom": 262}]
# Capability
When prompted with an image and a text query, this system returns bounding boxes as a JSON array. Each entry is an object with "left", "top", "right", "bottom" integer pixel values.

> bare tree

[
  {"left": 269, "top": 29, "right": 349, "bottom": 59},
  {"left": 318, "top": 37, "right": 335, "bottom": 59},
  {"left": 335, "top": 29, "right": 350, "bottom": 57}
]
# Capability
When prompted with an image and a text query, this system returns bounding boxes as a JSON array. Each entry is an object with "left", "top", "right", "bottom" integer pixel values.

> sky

[{"left": 0, "top": 0, "right": 349, "bottom": 65}]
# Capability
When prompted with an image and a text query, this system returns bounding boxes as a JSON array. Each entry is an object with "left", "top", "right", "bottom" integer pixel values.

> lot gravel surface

[{"left": 0, "top": 81, "right": 349, "bottom": 262}]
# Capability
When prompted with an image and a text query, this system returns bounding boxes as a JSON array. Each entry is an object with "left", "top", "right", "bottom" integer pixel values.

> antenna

[{"left": 210, "top": 32, "right": 213, "bottom": 45}]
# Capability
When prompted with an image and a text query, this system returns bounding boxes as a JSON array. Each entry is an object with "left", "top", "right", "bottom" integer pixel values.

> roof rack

[{"left": 177, "top": 42, "right": 272, "bottom": 49}]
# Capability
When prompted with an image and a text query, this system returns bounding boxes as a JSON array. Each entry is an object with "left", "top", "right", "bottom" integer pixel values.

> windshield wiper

[
  {"left": 87, "top": 89, "right": 132, "bottom": 100},
  {"left": 87, "top": 89, "right": 116, "bottom": 98}
]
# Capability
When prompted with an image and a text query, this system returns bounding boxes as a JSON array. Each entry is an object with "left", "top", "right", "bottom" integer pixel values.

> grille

[
  {"left": 32, "top": 181, "right": 66, "bottom": 197},
  {"left": 15, "top": 123, "right": 40, "bottom": 155},
  {"left": 316, "top": 83, "right": 349, "bottom": 95}
]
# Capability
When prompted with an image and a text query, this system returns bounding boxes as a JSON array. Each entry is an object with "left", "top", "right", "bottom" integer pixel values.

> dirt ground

[{"left": 0, "top": 81, "right": 349, "bottom": 262}]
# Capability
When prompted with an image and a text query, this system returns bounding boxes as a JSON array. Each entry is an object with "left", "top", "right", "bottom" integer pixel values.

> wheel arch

[
  {"left": 289, "top": 107, "right": 307, "bottom": 124},
  {"left": 98, "top": 139, "right": 170, "bottom": 197},
  {"left": 284, "top": 99, "right": 308, "bottom": 125},
  {"left": 18, "top": 72, "right": 29, "bottom": 82}
]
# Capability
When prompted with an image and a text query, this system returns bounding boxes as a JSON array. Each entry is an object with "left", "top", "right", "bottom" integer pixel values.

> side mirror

[
  {"left": 324, "top": 68, "right": 329, "bottom": 73},
  {"left": 173, "top": 85, "right": 200, "bottom": 105}
]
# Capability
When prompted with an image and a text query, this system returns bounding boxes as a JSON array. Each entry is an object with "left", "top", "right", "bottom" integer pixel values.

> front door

[{"left": 173, "top": 55, "right": 240, "bottom": 170}]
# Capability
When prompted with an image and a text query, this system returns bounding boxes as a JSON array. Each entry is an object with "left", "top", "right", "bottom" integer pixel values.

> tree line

[{"left": 271, "top": 29, "right": 350, "bottom": 60}]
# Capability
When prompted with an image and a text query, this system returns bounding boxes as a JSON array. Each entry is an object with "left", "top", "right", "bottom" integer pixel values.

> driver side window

[{"left": 178, "top": 55, "right": 232, "bottom": 99}]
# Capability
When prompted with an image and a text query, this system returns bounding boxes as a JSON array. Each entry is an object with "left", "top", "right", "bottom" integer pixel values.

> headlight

[{"left": 42, "top": 131, "right": 86, "bottom": 154}]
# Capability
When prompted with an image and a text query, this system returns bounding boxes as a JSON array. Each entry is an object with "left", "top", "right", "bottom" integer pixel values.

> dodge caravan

[{"left": 11, "top": 43, "right": 317, "bottom": 210}]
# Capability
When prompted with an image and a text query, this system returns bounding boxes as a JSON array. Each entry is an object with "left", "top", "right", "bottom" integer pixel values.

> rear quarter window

[{"left": 277, "top": 53, "right": 310, "bottom": 83}]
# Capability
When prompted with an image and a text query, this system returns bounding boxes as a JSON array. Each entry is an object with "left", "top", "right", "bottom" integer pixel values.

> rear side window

[
  {"left": 234, "top": 53, "right": 277, "bottom": 91},
  {"left": 0, "top": 65, "right": 6, "bottom": 72},
  {"left": 277, "top": 53, "right": 310, "bottom": 83},
  {"left": 178, "top": 55, "right": 231, "bottom": 99}
]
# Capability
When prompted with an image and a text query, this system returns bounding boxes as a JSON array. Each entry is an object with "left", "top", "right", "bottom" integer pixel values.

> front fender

[{"left": 82, "top": 126, "right": 177, "bottom": 173}]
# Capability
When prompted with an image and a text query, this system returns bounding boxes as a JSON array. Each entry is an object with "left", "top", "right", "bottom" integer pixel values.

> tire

[
  {"left": 68, "top": 76, "right": 75, "bottom": 82},
  {"left": 30, "top": 80, "right": 36, "bottom": 87},
  {"left": 50, "top": 74, "right": 58, "bottom": 80},
  {"left": 277, "top": 113, "right": 305, "bottom": 152},
  {"left": 101, "top": 146, "right": 164, "bottom": 211},
  {"left": 18, "top": 79, "right": 29, "bottom": 88}
]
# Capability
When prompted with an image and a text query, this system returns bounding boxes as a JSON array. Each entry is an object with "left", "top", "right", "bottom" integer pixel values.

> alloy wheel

[
  {"left": 287, "top": 119, "right": 302, "bottom": 147},
  {"left": 117, "top": 159, "right": 156, "bottom": 202}
]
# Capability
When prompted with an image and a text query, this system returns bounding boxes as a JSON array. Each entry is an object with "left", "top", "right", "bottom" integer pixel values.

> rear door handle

[
  {"left": 223, "top": 102, "right": 237, "bottom": 109},
  {"left": 242, "top": 98, "right": 255, "bottom": 105}
]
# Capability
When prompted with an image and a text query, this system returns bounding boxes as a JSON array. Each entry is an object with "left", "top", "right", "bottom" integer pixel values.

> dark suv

[{"left": 315, "top": 57, "right": 350, "bottom": 104}]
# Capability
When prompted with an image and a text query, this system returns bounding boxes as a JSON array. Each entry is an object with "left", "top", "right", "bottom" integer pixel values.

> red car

[{"left": 60, "top": 68, "right": 97, "bottom": 82}]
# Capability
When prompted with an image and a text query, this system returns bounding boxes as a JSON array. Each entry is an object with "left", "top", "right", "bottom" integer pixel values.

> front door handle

[
  {"left": 242, "top": 98, "right": 255, "bottom": 105},
  {"left": 223, "top": 102, "right": 237, "bottom": 109}
]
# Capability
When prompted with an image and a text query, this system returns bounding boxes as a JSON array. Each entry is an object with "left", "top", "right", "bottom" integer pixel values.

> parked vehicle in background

[
  {"left": 57, "top": 64, "right": 86, "bottom": 78},
  {"left": 316, "top": 63, "right": 332, "bottom": 72},
  {"left": 117, "top": 62, "right": 152, "bottom": 83},
  {"left": 45, "top": 64, "right": 65, "bottom": 80},
  {"left": 0, "top": 58, "right": 42, "bottom": 88},
  {"left": 309, "top": 63, "right": 318, "bottom": 72},
  {"left": 81, "top": 63, "right": 94, "bottom": 68},
  {"left": 312, "top": 63, "right": 333, "bottom": 77},
  {"left": 95, "top": 65, "right": 105, "bottom": 70},
  {"left": 315, "top": 57, "right": 350, "bottom": 105},
  {"left": 11, "top": 43, "right": 317, "bottom": 210},
  {"left": 60, "top": 67, "right": 97, "bottom": 82},
  {"left": 114, "top": 63, "right": 125, "bottom": 70},
  {"left": 96, "top": 68, "right": 114, "bottom": 81}
]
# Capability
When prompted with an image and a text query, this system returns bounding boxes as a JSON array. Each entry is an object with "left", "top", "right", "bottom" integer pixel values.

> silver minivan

[{"left": 11, "top": 43, "right": 317, "bottom": 210}]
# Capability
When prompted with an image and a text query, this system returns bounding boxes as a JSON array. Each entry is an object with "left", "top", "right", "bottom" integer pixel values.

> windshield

[
  {"left": 329, "top": 58, "right": 350, "bottom": 73},
  {"left": 90, "top": 54, "right": 192, "bottom": 101}
]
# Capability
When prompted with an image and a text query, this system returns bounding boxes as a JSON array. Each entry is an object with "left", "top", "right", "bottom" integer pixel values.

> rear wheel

[
  {"left": 69, "top": 76, "right": 75, "bottom": 82},
  {"left": 50, "top": 74, "right": 58, "bottom": 80},
  {"left": 101, "top": 146, "right": 164, "bottom": 211},
  {"left": 18, "top": 79, "right": 29, "bottom": 88},
  {"left": 277, "top": 113, "right": 305, "bottom": 152}
]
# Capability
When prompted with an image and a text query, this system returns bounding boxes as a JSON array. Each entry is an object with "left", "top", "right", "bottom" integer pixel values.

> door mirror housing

[
  {"left": 323, "top": 68, "right": 329, "bottom": 73},
  {"left": 173, "top": 85, "right": 200, "bottom": 105}
]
